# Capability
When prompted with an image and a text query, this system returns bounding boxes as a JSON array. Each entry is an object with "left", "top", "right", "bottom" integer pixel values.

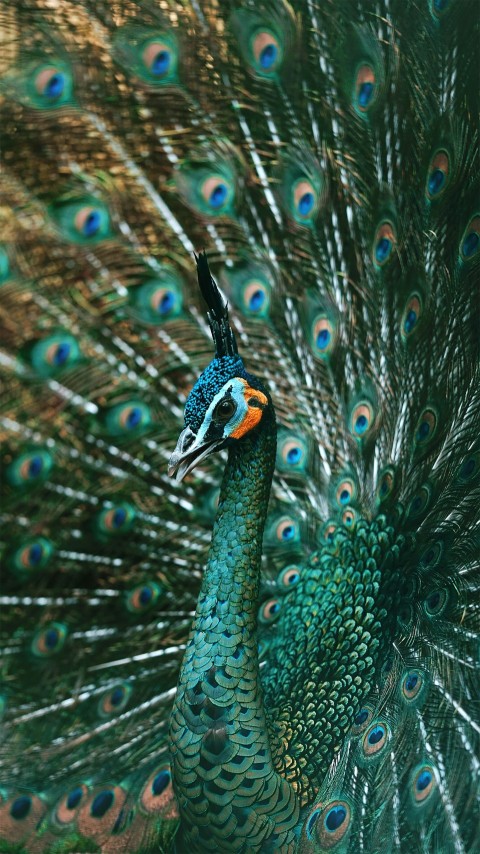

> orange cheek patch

[{"left": 230, "top": 380, "right": 268, "bottom": 440}]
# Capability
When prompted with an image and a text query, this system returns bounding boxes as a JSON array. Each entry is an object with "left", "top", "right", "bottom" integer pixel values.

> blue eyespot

[
  {"left": 460, "top": 217, "right": 480, "bottom": 260},
  {"left": 355, "top": 414, "right": 368, "bottom": 434},
  {"left": 325, "top": 804, "right": 347, "bottom": 832},
  {"left": 411, "top": 764, "right": 437, "bottom": 803},
  {"left": 91, "top": 790, "right": 114, "bottom": 818},
  {"left": 416, "top": 770, "right": 432, "bottom": 791},
  {"left": 368, "top": 725, "right": 385, "bottom": 745},
  {"left": 373, "top": 222, "right": 395, "bottom": 266},
  {"left": 209, "top": 183, "right": 228, "bottom": 209},
  {"left": 405, "top": 674, "right": 417, "bottom": 692},
  {"left": 354, "top": 65, "right": 377, "bottom": 113},
  {"left": 259, "top": 598, "right": 282, "bottom": 624},
  {"left": 298, "top": 192, "right": 314, "bottom": 216},
  {"left": 83, "top": 210, "right": 101, "bottom": 237},
  {"left": 44, "top": 72, "right": 65, "bottom": 99},
  {"left": 362, "top": 720, "right": 389, "bottom": 757},
  {"left": 140, "top": 586, "right": 153, "bottom": 605},
  {"left": 375, "top": 237, "right": 391, "bottom": 263},
  {"left": 358, "top": 81, "right": 374, "bottom": 108},
  {"left": 428, "top": 169, "right": 445, "bottom": 196},
  {"left": 248, "top": 289, "right": 265, "bottom": 311},
  {"left": 110, "top": 686, "right": 125, "bottom": 707},
  {"left": 158, "top": 291, "right": 175, "bottom": 314},
  {"left": 249, "top": 30, "right": 283, "bottom": 76},
  {"left": 114, "top": 508, "right": 127, "bottom": 528},
  {"left": 287, "top": 447, "right": 301, "bottom": 464},
  {"left": 260, "top": 43, "right": 278, "bottom": 69},
  {"left": 66, "top": 787, "right": 84, "bottom": 810},
  {"left": 306, "top": 809, "right": 320, "bottom": 838},
  {"left": 462, "top": 231, "right": 478, "bottom": 257},
  {"left": 28, "top": 455, "right": 44, "bottom": 477},
  {"left": 317, "top": 328, "right": 330, "bottom": 349},
  {"left": 10, "top": 796, "right": 32, "bottom": 820},
  {"left": 152, "top": 50, "right": 170, "bottom": 76},
  {"left": 404, "top": 308, "right": 417, "bottom": 333},
  {"left": 152, "top": 770, "right": 171, "bottom": 796},
  {"left": 354, "top": 708, "right": 369, "bottom": 726}
]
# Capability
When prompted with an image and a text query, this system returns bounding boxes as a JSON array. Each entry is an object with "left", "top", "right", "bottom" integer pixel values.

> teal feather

[{"left": 0, "top": 1, "right": 479, "bottom": 852}]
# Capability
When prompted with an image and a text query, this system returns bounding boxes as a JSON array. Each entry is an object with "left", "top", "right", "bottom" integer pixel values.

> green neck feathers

[{"left": 169, "top": 402, "right": 299, "bottom": 850}]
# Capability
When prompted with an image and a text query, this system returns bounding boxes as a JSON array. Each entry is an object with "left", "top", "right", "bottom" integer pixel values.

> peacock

[{"left": 0, "top": 0, "right": 479, "bottom": 851}]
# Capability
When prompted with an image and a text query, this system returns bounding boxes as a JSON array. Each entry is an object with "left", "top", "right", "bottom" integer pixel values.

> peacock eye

[{"left": 214, "top": 398, "right": 236, "bottom": 422}]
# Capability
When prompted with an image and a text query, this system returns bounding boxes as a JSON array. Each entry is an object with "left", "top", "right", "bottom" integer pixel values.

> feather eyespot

[
  {"left": 16, "top": 538, "right": 53, "bottom": 572},
  {"left": 457, "top": 452, "right": 479, "bottom": 484},
  {"left": 275, "top": 517, "right": 298, "bottom": 543},
  {"left": 342, "top": 507, "right": 357, "bottom": 529},
  {"left": 32, "top": 622, "right": 67, "bottom": 657},
  {"left": 279, "top": 436, "right": 307, "bottom": 471},
  {"left": 401, "top": 293, "right": 423, "bottom": 339},
  {"left": 362, "top": 721, "right": 389, "bottom": 757},
  {"left": 306, "top": 800, "right": 351, "bottom": 846},
  {"left": 426, "top": 150, "right": 450, "bottom": 199},
  {"left": 414, "top": 407, "right": 438, "bottom": 449},
  {"left": 140, "top": 767, "right": 177, "bottom": 815},
  {"left": 376, "top": 465, "right": 396, "bottom": 504},
  {"left": 251, "top": 30, "right": 283, "bottom": 74},
  {"left": 99, "top": 683, "right": 132, "bottom": 718},
  {"left": 149, "top": 288, "right": 177, "bottom": 316},
  {"left": 34, "top": 65, "right": 72, "bottom": 104},
  {"left": 243, "top": 281, "right": 269, "bottom": 315},
  {"left": 406, "top": 482, "right": 433, "bottom": 520},
  {"left": 335, "top": 478, "right": 356, "bottom": 508},
  {"left": 142, "top": 40, "right": 177, "bottom": 80},
  {"left": 36, "top": 334, "right": 80, "bottom": 373},
  {"left": 50, "top": 197, "right": 111, "bottom": 243},
  {"left": 432, "top": 0, "right": 451, "bottom": 17},
  {"left": 401, "top": 670, "right": 424, "bottom": 702},
  {"left": 292, "top": 179, "right": 318, "bottom": 221},
  {"left": 6, "top": 449, "right": 53, "bottom": 488},
  {"left": 10, "top": 796, "right": 32, "bottom": 820},
  {"left": 97, "top": 503, "right": 136, "bottom": 536},
  {"left": 90, "top": 789, "right": 115, "bottom": 819},
  {"left": 352, "top": 704, "right": 374, "bottom": 735},
  {"left": 45, "top": 341, "right": 72, "bottom": 368},
  {"left": 460, "top": 216, "right": 480, "bottom": 261},
  {"left": 126, "top": 582, "right": 161, "bottom": 613},
  {"left": 312, "top": 315, "right": 336, "bottom": 359},
  {"left": 349, "top": 401, "right": 375, "bottom": 439},
  {"left": 259, "top": 598, "right": 282, "bottom": 624},
  {"left": 131, "top": 277, "right": 183, "bottom": 324},
  {"left": 321, "top": 520, "right": 337, "bottom": 543},
  {"left": 104, "top": 400, "right": 152, "bottom": 437},
  {"left": 201, "top": 176, "right": 233, "bottom": 212},
  {"left": 419, "top": 540, "right": 443, "bottom": 569},
  {"left": 423, "top": 588, "right": 448, "bottom": 617},
  {"left": 355, "top": 64, "right": 376, "bottom": 111},
  {"left": 74, "top": 206, "right": 108, "bottom": 239},
  {"left": 277, "top": 564, "right": 301, "bottom": 588},
  {"left": 55, "top": 785, "right": 88, "bottom": 826},
  {"left": 411, "top": 765, "right": 437, "bottom": 804},
  {"left": 373, "top": 222, "right": 395, "bottom": 266}
]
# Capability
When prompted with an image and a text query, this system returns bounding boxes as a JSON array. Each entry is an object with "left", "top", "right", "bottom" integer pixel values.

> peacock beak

[{"left": 168, "top": 426, "right": 222, "bottom": 482}]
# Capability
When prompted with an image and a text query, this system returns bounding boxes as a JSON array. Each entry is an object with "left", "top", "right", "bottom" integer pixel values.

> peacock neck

[
  {"left": 169, "top": 398, "right": 299, "bottom": 850},
  {"left": 200, "top": 401, "right": 276, "bottom": 609}
]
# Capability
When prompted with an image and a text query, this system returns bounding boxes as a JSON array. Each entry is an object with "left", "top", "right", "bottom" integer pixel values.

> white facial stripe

[{"left": 194, "top": 378, "right": 249, "bottom": 444}]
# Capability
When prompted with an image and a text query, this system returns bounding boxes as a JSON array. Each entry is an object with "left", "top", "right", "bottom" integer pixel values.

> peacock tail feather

[{"left": 0, "top": 0, "right": 479, "bottom": 852}]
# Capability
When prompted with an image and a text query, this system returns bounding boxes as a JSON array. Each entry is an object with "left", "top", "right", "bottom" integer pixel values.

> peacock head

[{"left": 168, "top": 253, "right": 271, "bottom": 482}]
